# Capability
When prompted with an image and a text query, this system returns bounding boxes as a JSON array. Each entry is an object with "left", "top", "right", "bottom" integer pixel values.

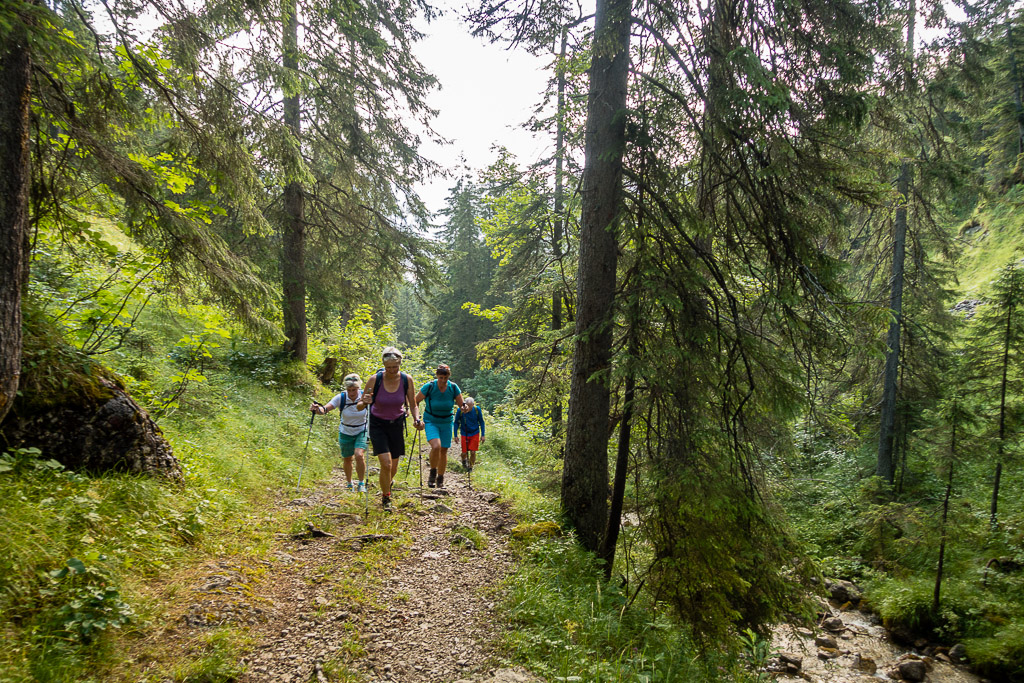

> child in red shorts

[{"left": 454, "top": 397, "right": 485, "bottom": 471}]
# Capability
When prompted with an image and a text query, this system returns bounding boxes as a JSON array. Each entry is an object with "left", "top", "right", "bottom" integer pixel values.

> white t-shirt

[{"left": 328, "top": 390, "right": 368, "bottom": 436}]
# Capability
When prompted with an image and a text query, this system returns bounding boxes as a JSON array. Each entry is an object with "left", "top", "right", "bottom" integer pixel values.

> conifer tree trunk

[
  {"left": 991, "top": 299, "right": 1013, "bottom": 524},
  {"left": 0, "top": 13, "right": 32, "bottom": 424},
  {"left": 282, "top": 0, "right": 307, "bottom": 361},
  {"left": 878, "top": 0, "right": 915, "bottom": 485},
  {"left": 933, "top": 414, "right": 956, "bottom": 615},
  {"left": 561, "top": 0, "right": 631, "bottom": 552},
  {"left": 599, "top": 293, "right": 639, "bottom": 578},
  {"left": 878, "top": 169, "right": 910, "bottom": 484},
  {"left": 698, "top": 0, "right": 736, "bottom": 226},
  {"left": 551, "top": 27, "right": 567, "bottom": 440}
]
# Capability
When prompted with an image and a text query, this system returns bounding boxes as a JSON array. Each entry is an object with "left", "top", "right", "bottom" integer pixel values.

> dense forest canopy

[{"left": 4, "top": 0, "right": 1024, "bottom": 678}]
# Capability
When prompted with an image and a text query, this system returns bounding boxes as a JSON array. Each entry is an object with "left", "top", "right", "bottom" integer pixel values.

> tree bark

[
  {"left": 561, "top": 0, "right": 631, "bottom": 552},
  {"left": 599, "top": 285, "right": 639, "bottom": 578},
  {"left": 0, "top": 11, "right": 33, "bottom": 425},
  {"left": 281, "top": 0, "right": 307, "bottom": 361},
  {"left": 551, "top": 28, "right": 567, "bottom": 440}
]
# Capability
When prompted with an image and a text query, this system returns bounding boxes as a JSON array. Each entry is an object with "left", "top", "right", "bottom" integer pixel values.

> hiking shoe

[
  {"left": 428, "top": 468, "right": 437, "bottom": 488},
  {"left": 345, "top": 481, "right": 353, "bottom": 491},
  {"left": 382, "top": 494, "right": 391, "bottom": 509},
  {"left": 461, "top": 458, "right": 468, "bottom": 469},
  {"left": 466, "top": 465, "right": 473, "bottom": 473},
  {"left": 436, "top": 474, "right": 444, "bottom": 488},
  {"left": 357, "top": 481, "right": 367, "bottom": 493}
]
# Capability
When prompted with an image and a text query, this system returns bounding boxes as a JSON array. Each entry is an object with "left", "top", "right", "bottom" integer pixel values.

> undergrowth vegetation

[
  {"left": 779, "top": 432, "right": 1024, "bottom": 678},
  {"left": 473, "top": 419, "right": 759, "bottom": 682},
  {"left": 0, "top": 294, "right": 382, "bottom": 681}
]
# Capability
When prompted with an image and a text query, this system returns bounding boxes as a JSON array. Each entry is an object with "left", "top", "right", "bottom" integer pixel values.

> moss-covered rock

[
  {"left": 1, "top": 315, "right": 180, "bottom": 478},
  {"left": 510, "top": 521, "right": 562, "bottom": 542}
]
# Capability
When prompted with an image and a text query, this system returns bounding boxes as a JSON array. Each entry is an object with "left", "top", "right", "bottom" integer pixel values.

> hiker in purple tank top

[{"left": 362, "top": 347, "right": 423, "bottom": 509}]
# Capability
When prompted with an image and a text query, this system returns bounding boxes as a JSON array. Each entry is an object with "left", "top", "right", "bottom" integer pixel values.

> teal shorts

[
  {"left": 424, "top": 420, "right": 453, "bottom": 448},
  {"left": 338, "top": 430, "right": 368, "bottom": 458}
]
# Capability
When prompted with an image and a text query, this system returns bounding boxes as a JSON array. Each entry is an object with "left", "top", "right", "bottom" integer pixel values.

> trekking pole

[
  {"left": 363, "top": 469, "right": 369, "bottom": 517},
  {"left": 416, "top": 428, "right": 423, "bottom": 490},
  {"left": 405, "top": 428, "right": 414, "bottom": 476},
  {"left": 297, "top": 401, "right": 320, "bottom": 494}
]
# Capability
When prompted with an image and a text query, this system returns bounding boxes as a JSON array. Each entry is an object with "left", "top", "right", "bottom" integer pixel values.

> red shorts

[{"left": 461, "top": 434, "right": 480, "bottom": 452}]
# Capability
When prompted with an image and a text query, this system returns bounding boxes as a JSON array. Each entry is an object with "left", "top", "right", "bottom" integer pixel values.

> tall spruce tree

[
  {"left": 0, "top": 1, "right": 34, "bottom": 424},
  {"left": 969, "top": 257, "right": 1024, "bottom": 524},
  {"left": 877, "top": 0, "right": 919, "bottom": 485},
  {"left": 427, "top": 178, "right": 498, "bottom": 378},
  {"left": 614, "top": 0, "right": 900, "bottom": 635},
  {"left": 561, "top": 0, "right": 632, "bottom": 552}
]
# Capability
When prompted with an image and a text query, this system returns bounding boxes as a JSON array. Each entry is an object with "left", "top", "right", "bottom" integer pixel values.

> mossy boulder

[{"left": 1, "top": 318, "right": 180, "bottom": 478}]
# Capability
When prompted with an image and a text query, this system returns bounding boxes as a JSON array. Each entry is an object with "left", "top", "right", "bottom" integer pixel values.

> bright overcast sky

[{"left": 411, "top": 5, "right": 553, "bottom": 216}]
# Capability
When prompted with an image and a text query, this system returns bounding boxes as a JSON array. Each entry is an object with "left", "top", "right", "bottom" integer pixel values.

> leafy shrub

[
  {"left": 45, "top": 557, "right": 133, "bottom": 643},
  {"left": 868, "top": 576, "right": 939, "bottom": 634},
  {"left": 867, "top": 574, "right": 1014, "bottom": 641},
  {"left": 227, "top": 347, "right": 294, "bottom": 385}
]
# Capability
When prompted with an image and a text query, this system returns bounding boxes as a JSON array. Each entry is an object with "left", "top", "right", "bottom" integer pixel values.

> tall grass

[
  {"left": 0, "top": 342, "right": 344, "bottom": 681},
  {"left": 472, "top": 415, "right": 741, "bottom": 682}
]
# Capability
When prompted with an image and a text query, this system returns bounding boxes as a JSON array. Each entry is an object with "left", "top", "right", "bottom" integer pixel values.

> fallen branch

[
  {"left": 339, "top": 534, "right": 394, "bottom": 544},
  {"left": 291, "top": 523, "right": 335, "bottom": 539}
]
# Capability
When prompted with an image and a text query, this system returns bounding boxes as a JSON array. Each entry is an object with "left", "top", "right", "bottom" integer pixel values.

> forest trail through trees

[{"left": 152, "top": 440, "right": 533, "bottom": 683}]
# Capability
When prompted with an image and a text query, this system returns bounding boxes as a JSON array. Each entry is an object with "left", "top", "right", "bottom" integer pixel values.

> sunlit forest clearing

[{"left": 3, "top": 0, "right": 1024, "bottom": 680}]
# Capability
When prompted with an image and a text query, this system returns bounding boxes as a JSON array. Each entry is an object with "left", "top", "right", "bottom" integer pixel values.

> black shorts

[{"left": 369, "top": 414, "right": 406, "bottom": 457}]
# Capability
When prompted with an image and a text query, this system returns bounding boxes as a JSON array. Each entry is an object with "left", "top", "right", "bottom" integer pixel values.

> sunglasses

[{"left": 436, "top": 371, "right": 450, "bottom": 376}]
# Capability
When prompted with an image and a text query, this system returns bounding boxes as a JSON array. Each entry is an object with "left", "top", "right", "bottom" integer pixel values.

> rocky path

[{"left": 180, "top": 440, "right": 522, "bottom": 683}]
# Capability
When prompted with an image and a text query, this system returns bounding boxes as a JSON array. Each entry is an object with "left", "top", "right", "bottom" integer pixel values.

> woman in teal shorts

[
  {"left": 415, "top": 364, "right": 464, "bottom": 488},
  {"left": 311, "top": 373, "right": 369, "bottom": 492}
]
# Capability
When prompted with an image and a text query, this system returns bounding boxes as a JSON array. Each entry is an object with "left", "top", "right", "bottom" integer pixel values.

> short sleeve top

[
  {"left": 420, "top": 380, "right": 461, "bottom": 424},
  {"left": 327, "top": 390, "right": 368, "bottom": 436}
]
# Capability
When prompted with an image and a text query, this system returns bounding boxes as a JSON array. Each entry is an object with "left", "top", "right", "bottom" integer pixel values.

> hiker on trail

[
  {"left": 363, "top": 347, "right": 423, "bottom": 508},
  {"left": 415, "top": 364, "right": 464, "bottom": 488},
  {"left": 310, "top": 373, "right": 368, "bottom": 492},
  {"left": 454, "top": 397, "right": 485, "bottom": 472}
]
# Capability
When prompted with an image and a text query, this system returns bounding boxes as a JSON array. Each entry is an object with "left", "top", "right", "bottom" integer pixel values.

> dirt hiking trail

[{"left": 178, "top": 439, "right": 529, "bottom": 683}]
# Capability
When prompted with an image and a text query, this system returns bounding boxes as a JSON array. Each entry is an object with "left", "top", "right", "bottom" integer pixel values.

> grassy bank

[{"left": 469, "top": 418, "right": 751, "bottom": 682}]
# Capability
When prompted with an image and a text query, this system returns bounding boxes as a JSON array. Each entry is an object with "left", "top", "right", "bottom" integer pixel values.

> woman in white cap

[{"left": 311, "top": 373, "right": 369, "bottom": 492}]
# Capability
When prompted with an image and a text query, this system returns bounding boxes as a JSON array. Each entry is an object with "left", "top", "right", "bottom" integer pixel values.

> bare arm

[
  {"left": 407, "top": 380, "right": 421, "bottom": 422},
  {"left": 360, "top": 377, "right": 376, "bottom": 407}
]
